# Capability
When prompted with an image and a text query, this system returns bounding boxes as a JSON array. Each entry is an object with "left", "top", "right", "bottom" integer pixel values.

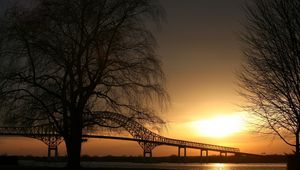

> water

[
  {"left": 19, "top": 160, "right": 287, "bottom": 170},
  {"left": 82, "top": 162, "right": 286, "bottom": 170}
]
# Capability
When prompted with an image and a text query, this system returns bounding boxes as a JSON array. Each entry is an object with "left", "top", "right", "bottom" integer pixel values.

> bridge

[{"left": 0, "top": 111, "right": 244, "bottom": 159}]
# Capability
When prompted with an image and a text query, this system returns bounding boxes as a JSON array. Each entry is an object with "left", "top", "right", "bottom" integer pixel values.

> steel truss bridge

[{"left": 0, "top": 112, "right": 245, "bottom": 159}]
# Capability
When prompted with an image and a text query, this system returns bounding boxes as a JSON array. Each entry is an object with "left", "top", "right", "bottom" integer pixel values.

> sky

[{"left": 0, "top": 0, "right": 292, "bottom": 157}]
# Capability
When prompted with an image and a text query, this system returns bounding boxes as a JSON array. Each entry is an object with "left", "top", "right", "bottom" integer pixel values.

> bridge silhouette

[{"left": 0, "top": 112, "right": 247, "bottom": 159}]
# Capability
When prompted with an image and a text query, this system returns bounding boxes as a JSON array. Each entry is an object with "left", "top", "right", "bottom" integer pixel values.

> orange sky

[{"left": 0, "top": 0, "right": 294, "bottom": 157}]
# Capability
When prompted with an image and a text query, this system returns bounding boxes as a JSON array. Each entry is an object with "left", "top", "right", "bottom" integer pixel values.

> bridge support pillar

[
  {"left": 139, "top": 142, "right": 157, "bottom": 158},
  {"left": 47, "top": 145, "right": 58, "bottom": 160},
  {"left": 177, "top": 147, "right": 187, "bottom": 161},
  {"left": 39, "top": 135, "right": 63, "bottom": 160},
  {"left": 201, "top": 149, "right": 208, "bottom": 157},
  {"left": 177, "top": 147, "right": 187, "bottom": 158},
  {"left": 220, "top": 152, "right": 228, "bottom": 157},
  {"left": 143, "top": 150, "right": 152, "bottom": 158}
]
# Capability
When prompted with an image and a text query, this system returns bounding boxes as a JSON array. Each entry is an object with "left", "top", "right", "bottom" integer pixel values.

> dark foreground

[
  {"left": 0, "top": 155, "right": 289, "bottom": 170},
  {"left": 1, "top": 166, "right": 169, "bottom": 170},
  {"left": 0, "top": 166, "right": 152, "bottom": 170}
]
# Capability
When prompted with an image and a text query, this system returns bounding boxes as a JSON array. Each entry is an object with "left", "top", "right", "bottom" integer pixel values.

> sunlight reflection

[{"left": 214, "top": 163, "right": 225, "bottom": 167}]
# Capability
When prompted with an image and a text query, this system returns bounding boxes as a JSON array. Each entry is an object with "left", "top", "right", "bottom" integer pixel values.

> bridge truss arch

[
  {"left": 0, "top": 111, "right": 241, "bottom": 158},
  {"left": 92, "top": 111, "right": 240, "bottom": 157},
  {"left": 94, "top": 111, "right": 164, "bottom": 157},
  {"left": 0, "top": 124, "right": 63, "bottom": 158}
]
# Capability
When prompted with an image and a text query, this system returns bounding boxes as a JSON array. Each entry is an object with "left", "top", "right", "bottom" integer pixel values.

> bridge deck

[
  {"left": 0, "top": 112, "right": 240, "bottom": 154},
  {"left": 83, "top": 135, "right": 240, "bottom": 153},
  {"left": 0, "top": 131, "right": 239, "bottom": 153}
]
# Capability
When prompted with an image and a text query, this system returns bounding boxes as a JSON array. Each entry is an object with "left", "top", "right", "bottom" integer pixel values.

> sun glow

[{"left": 193, "top": 114, "right": 244, "bottom": 138}]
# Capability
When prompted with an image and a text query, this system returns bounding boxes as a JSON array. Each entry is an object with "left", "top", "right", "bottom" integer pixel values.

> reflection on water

[
  {"left": 81, "top": 162, "right": 286, "bottom": 170},
  {"left": 19, "top": 160, "right": 286, "bottom": 170}
]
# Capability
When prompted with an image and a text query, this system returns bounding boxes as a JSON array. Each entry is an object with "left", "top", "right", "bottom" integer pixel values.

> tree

[
  {"left": 0, "top": 0, "right": 168, "bottom": 168},
  {"left": 238, "top": 0, "right": 300, "bottom": 155}
]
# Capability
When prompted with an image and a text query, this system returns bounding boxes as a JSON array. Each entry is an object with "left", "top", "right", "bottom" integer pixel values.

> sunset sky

[{"left": 0, "top": 0, "right": 292, "bottom": 157}]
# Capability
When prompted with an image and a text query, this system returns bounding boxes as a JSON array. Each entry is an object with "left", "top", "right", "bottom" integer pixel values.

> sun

[{"left": 193, "top": 114, "right": 244, "bottom": 138}]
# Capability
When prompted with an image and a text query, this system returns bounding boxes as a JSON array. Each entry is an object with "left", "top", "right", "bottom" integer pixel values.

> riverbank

[
  {"left": 0, "top": 166, "right": 168, "bottom": 170},
  {"left": 2, "top": 154, "right": 287, "bottom": 164}
]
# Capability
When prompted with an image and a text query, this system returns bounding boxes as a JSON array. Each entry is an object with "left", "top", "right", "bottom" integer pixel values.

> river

[
  {"left": 82, "top": 162, "right": 286, "bottom": 170},
  {"left": 19, "top": 160, "right": 286, "bottom": 170}
]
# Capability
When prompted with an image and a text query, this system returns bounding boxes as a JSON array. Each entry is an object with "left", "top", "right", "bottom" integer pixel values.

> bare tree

[
  {"left": 0, "top": 0, "right": 168, "bottom": 167},
  {"left": 238, "top": 0, "right": 300, "bottom": 155}
]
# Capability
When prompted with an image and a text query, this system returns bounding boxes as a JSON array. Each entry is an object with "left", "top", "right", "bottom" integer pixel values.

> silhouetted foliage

[
  {"left": 239, "top": 0, "right": 300, "bottom": 155},
  {"left": 0, "top": 0, "right": 168, "bottom": 168}
]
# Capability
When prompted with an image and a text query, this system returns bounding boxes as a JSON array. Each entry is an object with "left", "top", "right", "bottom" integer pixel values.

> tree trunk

[
  {"left": 65, "top": 123, "right": 82, "bottom": 168},
  {"left": 288, "top": 132, "right": 300, "bottom": 170},
  {"left": 296, "top": 132, "right": 299, "bottom": 156}
]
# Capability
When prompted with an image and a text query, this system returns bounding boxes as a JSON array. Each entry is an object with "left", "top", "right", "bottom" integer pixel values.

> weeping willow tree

[
  {"left": 0, "top": 0, "right": 168, "bottom": 167},
  {"left": 239, "top": 0, "right": 300, "bottom": 155}
]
